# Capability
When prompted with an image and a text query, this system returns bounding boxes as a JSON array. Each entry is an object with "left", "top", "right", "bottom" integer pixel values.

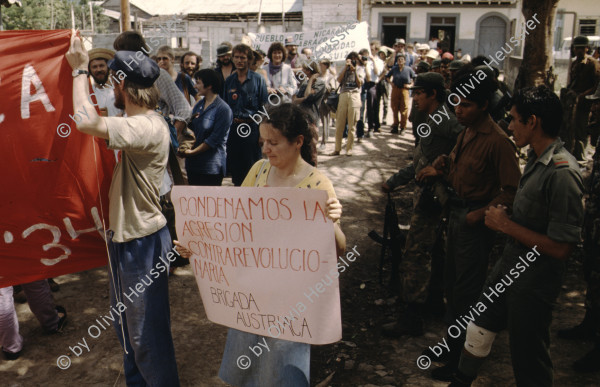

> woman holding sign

[{"left": 217, "top": 103, "right": 345, "bottom": 386}]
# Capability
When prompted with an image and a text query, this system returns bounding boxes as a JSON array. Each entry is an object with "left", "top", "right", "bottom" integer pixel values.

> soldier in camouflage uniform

[
  {"left": 558, "top": 83, "right": 600, "bottom": 372},
  {"left": 381, "top": 73, "right": 463, "bottom": 337}
]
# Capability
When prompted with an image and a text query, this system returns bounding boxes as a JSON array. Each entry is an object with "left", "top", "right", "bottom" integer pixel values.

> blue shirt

[
  {"left": 175, "top": 72, "right": 197, "bottom": 98},
  {"left": 222, "top": 70, "right": 268, "bottom": 119},
  {"left": 185, "top": 96, "right": 233, "bottom": 176},
  {"left": 386, "top": 65, "right": 416, "bottom": 88}
]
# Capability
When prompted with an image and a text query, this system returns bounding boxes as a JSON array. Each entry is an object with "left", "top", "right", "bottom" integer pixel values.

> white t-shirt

[
  {"left": 91, "top": 84, "right": 123, "bottom": 117},
  {"left": 366, "top": 58, "right": 384, "bottom": 83},
  {"left": 104, "top": 112, "right": 170, "bottom": 243}
]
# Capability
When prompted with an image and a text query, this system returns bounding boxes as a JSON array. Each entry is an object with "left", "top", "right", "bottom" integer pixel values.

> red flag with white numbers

[{"left": 0, "top": 30, "right": 114, "bottom": 287}]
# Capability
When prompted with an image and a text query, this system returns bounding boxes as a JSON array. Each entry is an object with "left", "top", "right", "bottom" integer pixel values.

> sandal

[{"left": 47, "top": 305, "right": 67, "bottom": 334}]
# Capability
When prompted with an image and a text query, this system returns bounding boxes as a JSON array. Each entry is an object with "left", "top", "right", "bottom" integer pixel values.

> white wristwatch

[{"left": 72, "top": 69, "right": 88, "bottom": 77}]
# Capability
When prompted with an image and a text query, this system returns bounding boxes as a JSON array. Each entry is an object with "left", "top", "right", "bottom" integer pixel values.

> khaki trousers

[
  {"left": 391, "top": 85, "right": 409, "bottom": 129},
  {"left": 335, "top": 91, "right": 361, "bottom": 152}
]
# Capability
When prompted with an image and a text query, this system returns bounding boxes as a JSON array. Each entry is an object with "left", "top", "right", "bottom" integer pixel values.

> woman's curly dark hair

[
  {"left": 264, "top": 103, "right": 318, "bottom": 166},
  {"left": 267, "top": 42, "right": 288, "bottom": 63}
]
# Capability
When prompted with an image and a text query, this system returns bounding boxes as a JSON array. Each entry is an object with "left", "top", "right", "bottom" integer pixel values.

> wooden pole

[
  {"left": 357, "top": 0, "right": 362, "bottom": 21},
  {"left": 70, "top": 4, "right": 75, "bottom": 29},
  {"left": 120, "top": 0, "right": 130, "bottom": 31},
  {"left": 281, "top": 0, "right": 285, "bottom": 32},
  {"left": 89, "top": 2, "right": 94, "bottom": 33}
]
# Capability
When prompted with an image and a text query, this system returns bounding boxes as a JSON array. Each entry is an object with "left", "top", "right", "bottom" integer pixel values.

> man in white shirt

[
  {"left": 66, "top": 34, "right": 180, "bottom": 386},
  {"left": 88, "top": 48, "right": 123, "bottom": 117},
  {"left": 364, "top": 44, "right": 384, "bottom": 136}
]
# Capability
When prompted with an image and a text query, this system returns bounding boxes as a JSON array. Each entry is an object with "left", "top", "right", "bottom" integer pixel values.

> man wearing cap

[
  {"left": 66, "top": 35, "right": 180, "bottom": 385},
  {"left": 389, "top": 38, "right": 409, "bottom": 68},
  {"left": 448, "top": 60, "right": 464, "bottom": 84},
  {"left": 88, "top": 48, "right": 123, "bottom": 117},
  {"left": 450, "top": 85, "right": 584, "bottom": 387},
  {"left": 382, "top": 73, "right": 463, "bottom": 337},
  {"left": 409, "top": 61, "right": 432, "bottom": 144},
  {"left": 381, "top": 55, "right": 416, "bottom": 133},
  {"left": 416, "top": 68, "right": 520, "bottom": 380},
  {"left": 215, "top": 43, "right": 234, "bottom": 87},
  {"left": 284, "top": 37, "right": 300, "bottom": 71},
  {"left": 568, "top": 35, "right": 600, "bottom": 161}
]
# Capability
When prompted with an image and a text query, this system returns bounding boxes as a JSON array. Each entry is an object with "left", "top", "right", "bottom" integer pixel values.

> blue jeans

[
  {"left": 108, "top": 226, "right": 180, "bottom": 387},
  {"left": 219, "top": 328, "right": 310, "bottom": 387},
  {"left": 359, "top": 85, "right": 367, "bottom": 122}
]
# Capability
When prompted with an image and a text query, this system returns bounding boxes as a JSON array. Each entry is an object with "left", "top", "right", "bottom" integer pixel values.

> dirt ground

[{"left": 1, "top": 118, "right": 599, "bottom": 387}]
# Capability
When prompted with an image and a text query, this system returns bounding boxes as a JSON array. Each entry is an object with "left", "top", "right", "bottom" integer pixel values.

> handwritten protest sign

[
  {"left": 172, "top": 186, "right": 342, "bottom": 345},
  {"left": 248, "top": 21, "right": 370, "bottom": 62}
]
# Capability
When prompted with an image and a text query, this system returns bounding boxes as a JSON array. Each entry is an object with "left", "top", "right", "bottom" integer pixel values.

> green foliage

[{"left": 1, "top": 0, "right": 110, "bottom": 32}]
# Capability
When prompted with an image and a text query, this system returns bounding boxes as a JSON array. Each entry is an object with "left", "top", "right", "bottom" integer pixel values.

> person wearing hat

[
  {"left": 448, "top": 60, "right": 464, "bottom": 74},
  {"left": 558, "top": 83, "right": 600, "bottom": 373},
  {"left": 568, "top": 35, "right": 600, "bottom": 161},
  {"left": 389, "top": 38, "right": 409, "bottom": 68},
  {"left": 408, "top": 61, "right": 432, "bottom": 144},
  {"left": 451, "top": 85, "right": 584, "bottom": 387},
  {"left": 88, "top": 48, "right": 122, "bottom": 117},
  {"left": 431, "top": 59, "right": 442, "bottom": 73},
  {"left": 382, "top": 73, "right": 463, "bottom": 337},
  {"left": 440, "top": 58, "right": 452, "bottom": 88},
  {"left": 381, "top": 53, "right": 416, "bottom": 134},
  {"left": 417, "top": 66, "right": 520, "bottom": 381},
  {"left": 66, "top": 33, "right": 180, "bottom": 385},
  {"left": 215, "top": 42, "right": 234, "bottom": 86},
  {"left": 284, "top": 36, "right": 300, "bottom": 70},
  {"left": 417, "top": 43, "right": 430, "bottom": 60},
  {"left": 426, "top": 49, "right": 440, "bottom": 65}
]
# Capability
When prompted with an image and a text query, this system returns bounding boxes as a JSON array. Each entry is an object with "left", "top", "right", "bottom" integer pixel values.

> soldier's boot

[
  {"left": 558, "top": 308, "right": 599, "bottom": 340},
  {"left": 573, "top": 339, "right": 600, "bottom": 373},
  {"left": 448, "top": 370, "right": 475, "bottom": 387},
  {"left": 381, "top": 303, "right": 423, "bottom": 338},
  {"left": 431, "top": 335, "right": 463, "bottom": 381}
]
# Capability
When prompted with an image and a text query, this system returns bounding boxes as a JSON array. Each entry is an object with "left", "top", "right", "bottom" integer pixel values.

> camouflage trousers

[{"left": 400, "top": 186, "right": 443, "bottom": 304}]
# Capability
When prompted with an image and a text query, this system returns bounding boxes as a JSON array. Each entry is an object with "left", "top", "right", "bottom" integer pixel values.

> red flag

[{"left": 0, "top": 30, "right": 115, "bottom": 287}]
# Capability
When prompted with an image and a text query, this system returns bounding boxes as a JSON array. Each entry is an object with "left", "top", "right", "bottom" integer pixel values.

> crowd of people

[{"left": 1, "top": 23, "right": 599, "bottom": 387}]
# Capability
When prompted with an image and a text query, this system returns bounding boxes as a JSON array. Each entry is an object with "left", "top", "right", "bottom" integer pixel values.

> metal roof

[{"left": 125, "top": 0, "right": 303, "bottom": 16}]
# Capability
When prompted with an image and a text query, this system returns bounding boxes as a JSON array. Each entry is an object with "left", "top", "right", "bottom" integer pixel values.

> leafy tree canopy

[{"left": 1, "top": 0, "right": 110, "bottom": 32}]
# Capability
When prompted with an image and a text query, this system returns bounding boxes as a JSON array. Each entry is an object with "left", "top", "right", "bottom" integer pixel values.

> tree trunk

[{"left": 514, "top": 0, "right": 559, "bottom": 90}]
